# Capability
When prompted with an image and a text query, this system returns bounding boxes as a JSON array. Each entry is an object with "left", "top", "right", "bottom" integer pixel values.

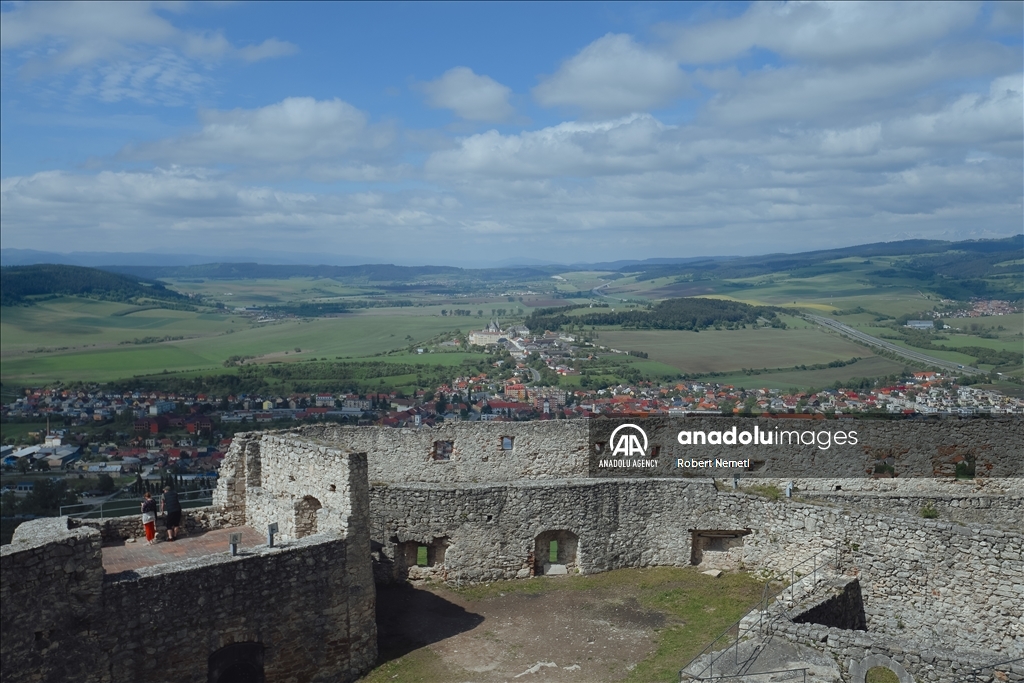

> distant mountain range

[
  {"left": 0, "top": 248, "right": 378, "bottom": 268},
  {"left": 0, "top": 247, "right": 736, "bottom": 271},
  {"left": 2, "top": 236, "right": 1020, "bottom": 302}
]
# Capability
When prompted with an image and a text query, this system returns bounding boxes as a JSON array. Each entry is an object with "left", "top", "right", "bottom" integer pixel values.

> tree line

[{"left": 526, "top": 297, "right": 782, "bottom": 332}]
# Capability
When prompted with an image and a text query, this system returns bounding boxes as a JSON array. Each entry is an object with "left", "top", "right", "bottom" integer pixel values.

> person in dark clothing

[{"left": 161, "top": 486, "right": 182, "bottom": 541}]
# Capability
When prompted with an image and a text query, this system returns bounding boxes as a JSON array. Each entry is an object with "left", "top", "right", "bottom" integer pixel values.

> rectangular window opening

[
  {"left": 501, "top": 436, "right": 514, "bottom": 450},
  {"left": 432, "top": 440, "right": 453, "bottom": 461},
  {"left": 417, "top": 545, "right": 428, "bottom": 566},
  {"left": 549, "top": 540, "right": 558, "bottom": 563}
]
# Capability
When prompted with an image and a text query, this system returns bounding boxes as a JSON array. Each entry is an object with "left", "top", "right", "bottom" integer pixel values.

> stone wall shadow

[{"left": 375, "top": 583, "right": 484, "bottom": 662}]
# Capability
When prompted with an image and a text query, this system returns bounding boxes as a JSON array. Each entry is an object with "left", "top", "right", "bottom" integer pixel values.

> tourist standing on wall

[
  {"left": 141, "top": 492, "right": 158, "bottom": 544},
  {"left": 161, "top": 486, "right": 182, "bottom": 542}
]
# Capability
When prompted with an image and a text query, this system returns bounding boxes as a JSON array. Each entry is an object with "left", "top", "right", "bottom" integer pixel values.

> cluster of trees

[
  {"left": 441, "top": 309, "right": 483, "bottom": 317},
  {"left": 897, "top": 329, "right": 1022, "bottom": 367},
  {"left": 1, "top": 478, "right": 79, "bottom": 519},
  {"left": 739, "top": 357, "right": 863, "bottom": 376},
  {"left": 526, "top": 297, "right": 782, "bottom": 332},
  {"left": 0, "top": 264, "right": 189, "bottom": 307},
  {"left": 268, "top": 299, "right": 415, "bottom": 317},
  {"left": 131, "top": 473, "right": 212, "bottom": 495}
]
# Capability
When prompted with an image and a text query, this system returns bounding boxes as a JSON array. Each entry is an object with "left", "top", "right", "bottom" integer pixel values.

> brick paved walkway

[{"left": 102, "top": 526, "right": 265, "bottom": 574}]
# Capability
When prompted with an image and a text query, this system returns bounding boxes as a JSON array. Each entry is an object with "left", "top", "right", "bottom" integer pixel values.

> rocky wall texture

[
  {"left": 370, "top": 478, "right": 715, "bottom": 583},
  {"left": 291, "top": 418, "right": 1024, "bottom": 485},
  {"left": 1, "top": 518, "right": 106, "bottom": 683},
  {"left": 772, "top": 619, "right": 1023, "bottom": 683},
  {"left": 370, "top": 479, "right": 1022, "bottom": 655},
  {"left": 798, "top": 491, "right": 1024, "bottom": 530},
  {"left": 1, "top": 520, "right": 375, "bottom": 683},
  {"left": 299, "top": 420, "right": 591, "bottom": 483},
  {"left": 587, "top": 416, "right": 1024, "bottom": 480},
  {"left": 99, "top": 533, "right": 375, "bottom": 683},
  {"left": 3, "top": 431, "right": 377, "bottom": 683}
]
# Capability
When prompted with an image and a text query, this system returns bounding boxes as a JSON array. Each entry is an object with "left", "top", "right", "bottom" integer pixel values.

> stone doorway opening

[
  {"left": 689, "top": 529, "right": 750, "bottom": 567},
  {"left": 208, "top": 642, "right": 264, "bottom": 683},
  {"left": 534, "top": 530, "right": 578, "bottom": 576},
  {"left": 294, "top": 496, "right": 322, "bottom": 538}
]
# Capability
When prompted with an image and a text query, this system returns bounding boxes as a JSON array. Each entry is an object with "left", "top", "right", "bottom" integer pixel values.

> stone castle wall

[
  {"left": 370, "top": 478, "right": 1022, "bottom": 655},
  {"left": 5, "top": 419, "right": 1021, "bottom": 680},
  {"left": 295, "top": 417, "right": 1024, "bottom": 485},
  {"left": 771, "top": 619, "right": 1023, "bottom": 683},
  {"left": 1, "top": 439, "right": 377, "bottom": 683},
  {"left": 299, "top": 420, "right": 591, "bottom": 483}
]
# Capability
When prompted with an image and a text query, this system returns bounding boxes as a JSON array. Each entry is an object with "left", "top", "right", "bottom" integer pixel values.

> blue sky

[{"left": 1, "top": 1, "right": 1021, "bottom": 266}]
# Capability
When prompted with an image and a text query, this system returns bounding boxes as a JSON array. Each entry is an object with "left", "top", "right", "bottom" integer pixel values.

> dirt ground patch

[{"left": 363, "top": 567, "right": 763, "bottom": 683}]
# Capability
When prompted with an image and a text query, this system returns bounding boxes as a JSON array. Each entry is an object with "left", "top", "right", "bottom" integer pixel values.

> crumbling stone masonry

[
  {"left": 0, "top": 449, "right": 375, "bottom": 683},
  {"left": 2, "top": 419, "right": 1021, "bottom": 683}
]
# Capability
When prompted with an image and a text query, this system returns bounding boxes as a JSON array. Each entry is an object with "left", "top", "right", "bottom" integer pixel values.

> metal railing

[
  {"left": 679, "top": 545, "right": 840, "bottom": 681},
  {"left": 60, "top": 489, "right": 215, "bottom": 518},
  {"left": 682, "top": 668, "right": 807, "bottom": 683}
]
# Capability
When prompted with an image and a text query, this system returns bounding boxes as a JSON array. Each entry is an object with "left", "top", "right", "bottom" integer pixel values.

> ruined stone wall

[
  {"left": 299, "top": 421, "right": 591, "bottom": 483},
  {"left": 232, "top": 434, "right": 370, "bottom": 542},
  {"left": 370, "top": 478, "right": 1022, "bottom": 654},
  {"left": 370, "top": 478, "right": 716, "bottom": 583},
  {"left": 772, "top": 619, "right": 1023, "bottom": 683},
  {"left": 587, "top": 416, "right": 1024, "bottom": 480},
  {"left": 0, "top": 517, "right": 375, "bottom": 683},
  {"left": 0, "top": 518, "right": 106, "bottom": 683},
  {"left": 98, "top": 533, "right": 375, "bottom": 683},
  {"left": 799, "top": 491, "right": 1024, "bottom": 529},
  {"left": 2, "top": 432, "right": 377, "bottom": 683},
  {"left": 295, "top": 418, "right": 1023, "bottom": 485}
]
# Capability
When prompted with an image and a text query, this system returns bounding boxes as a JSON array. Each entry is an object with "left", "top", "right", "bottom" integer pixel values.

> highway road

[{"left": 804, "top": 314, "right": 982, "bottom": 375}]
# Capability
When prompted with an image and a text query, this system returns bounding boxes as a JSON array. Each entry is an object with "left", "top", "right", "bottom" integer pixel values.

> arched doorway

[
  {"left": 208, "top": 642, "right": 264, "bottom": 683},
  {"left": 294, "top": 496, "right": 322, "bottom": 538},
  {"left": 534, "top": 530, "right": 579, "bottom": 576}
]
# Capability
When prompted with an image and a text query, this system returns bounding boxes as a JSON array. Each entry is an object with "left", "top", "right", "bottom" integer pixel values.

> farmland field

[
  {"left": 1, "top": 306, "right": 477, "bottom": 383},
  {"left": 707, "top": 356, "right": 910, "bottom": 390},
  {"left": 597, "top": 326, "right": 878, "bottom": 374}
]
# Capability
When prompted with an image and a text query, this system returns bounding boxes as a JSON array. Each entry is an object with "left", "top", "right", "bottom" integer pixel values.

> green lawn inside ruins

[{"left": 364, "top": 566, "right": 763, "bottom": 683}]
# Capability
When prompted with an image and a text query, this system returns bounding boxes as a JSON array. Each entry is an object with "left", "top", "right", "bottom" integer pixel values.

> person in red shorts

[{"left": 141, "top": 491, "right": 157, "bottom": 544}]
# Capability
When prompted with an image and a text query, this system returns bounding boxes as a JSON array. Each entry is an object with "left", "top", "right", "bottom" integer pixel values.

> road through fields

[{"left": 804, "top": 314, "right": 982, "bottom": 375}]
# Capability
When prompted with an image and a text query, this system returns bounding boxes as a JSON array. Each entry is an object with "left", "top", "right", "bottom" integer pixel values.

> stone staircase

[{"left": 680, "top": 565, "right": 853, "bottom": 682}]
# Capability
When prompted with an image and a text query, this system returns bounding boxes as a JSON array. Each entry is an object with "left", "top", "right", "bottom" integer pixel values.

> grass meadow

[
  {"left": 597, "top": 325, "right": 875, "bottom": 375},
  {"left": 1, "top": 305, "right": 475, "bottom": 384},
  {"left": 707, "top": 356, "right": 910, "bottom": 390}
]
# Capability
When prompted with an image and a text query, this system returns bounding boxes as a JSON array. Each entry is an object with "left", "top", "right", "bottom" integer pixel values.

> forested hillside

[{"left": 0, "top": 264, "right": 189, "bottom": 306}]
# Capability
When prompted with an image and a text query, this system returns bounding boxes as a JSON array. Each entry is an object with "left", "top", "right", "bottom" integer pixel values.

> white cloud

[
  {"left": 1, "top": 1, "right": 296, "bottom": 102},
  {"left": 417, "top": 67, "right": 514, "bottom": 121},
  {"left": 669, "top": 1, "right": 979, "bottom": 64},
  {"left": 427, "top": 114, "right": 686, "bottom": 178},
  {"left": 533, "top": 34, "right": 689, "bottom": 116},
  {"left": 122, "top": 97, "right": 396, "bottom": 167},
  {"left": 694, "top": 45, "right": 1016, "bottom": 128}
]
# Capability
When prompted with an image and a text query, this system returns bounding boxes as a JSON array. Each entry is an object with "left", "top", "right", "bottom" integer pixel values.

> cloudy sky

[{"left": 1, "top": 1, "right": 1021, "bottom": 266}]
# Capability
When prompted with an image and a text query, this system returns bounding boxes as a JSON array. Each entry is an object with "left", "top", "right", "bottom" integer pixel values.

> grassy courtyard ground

[{"left": 363, "top": 567, "right": 763, "bottom": 683}]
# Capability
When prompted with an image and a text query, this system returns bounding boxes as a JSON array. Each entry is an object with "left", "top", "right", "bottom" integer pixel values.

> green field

[
  {"left": 708, "top": 356, "right": 909, "bottom": 390},
  {"left": 1, "top": 305, "right": 484, "bottom": 383},
  {"left": 597, "top": 324, "right": 878, "bottom": 375},
  {"left": 3, "top": 243, "right": 1020, "bottom": 391}
]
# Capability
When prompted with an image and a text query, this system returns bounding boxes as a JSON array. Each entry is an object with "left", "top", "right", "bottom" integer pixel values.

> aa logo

[{"left": 609, "top": 424, "right": 648, "bottom": 457}]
